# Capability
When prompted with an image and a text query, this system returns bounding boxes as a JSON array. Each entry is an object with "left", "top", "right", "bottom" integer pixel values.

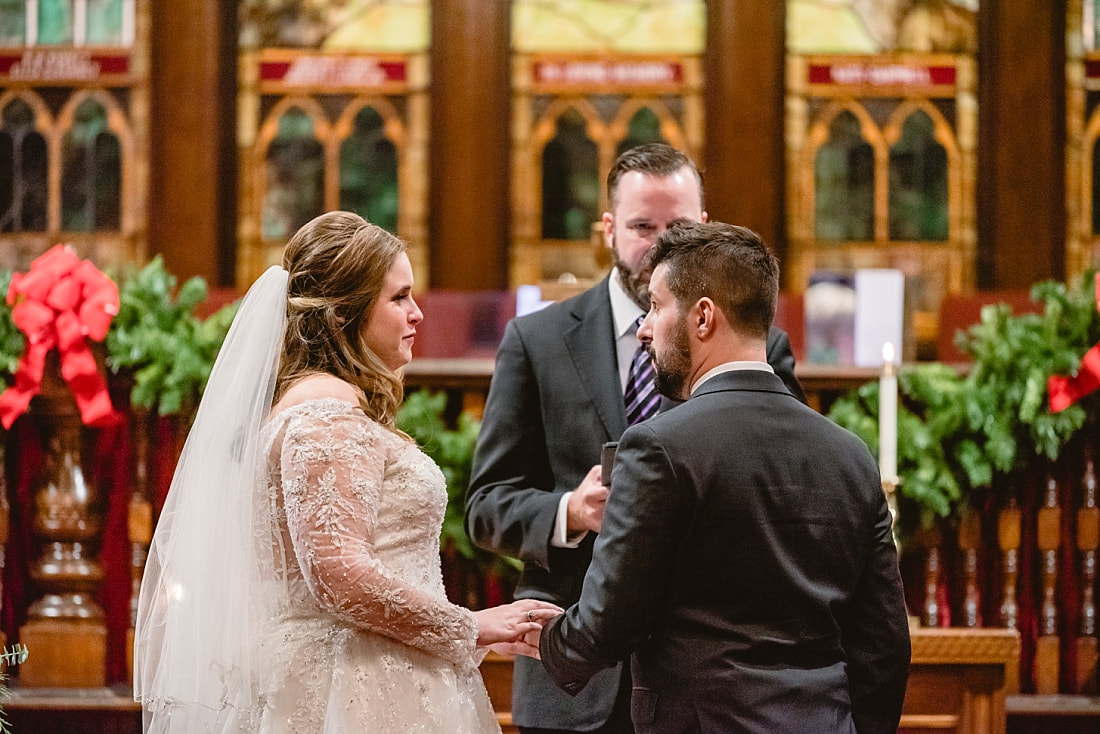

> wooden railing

[{"left": 405, "top": 358, "right": 881, "bottom": 418}]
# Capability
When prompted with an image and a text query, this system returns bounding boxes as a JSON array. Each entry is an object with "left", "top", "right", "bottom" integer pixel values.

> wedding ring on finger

[{"left": 526, "top": 610, "right": 534, "bottom": 622}]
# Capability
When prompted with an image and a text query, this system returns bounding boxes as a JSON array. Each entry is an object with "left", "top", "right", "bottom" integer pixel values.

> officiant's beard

[
  {"left": 652, "top": 315, "right": 693, "bottom": 401},
  {"left": 610, "top": 235, "right": 652, "bottom": 312}
]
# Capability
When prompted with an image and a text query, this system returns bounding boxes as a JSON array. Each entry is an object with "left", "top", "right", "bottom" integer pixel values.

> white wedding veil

[{"left": 134, "top": 265, "right": 288, "bottom": 733}]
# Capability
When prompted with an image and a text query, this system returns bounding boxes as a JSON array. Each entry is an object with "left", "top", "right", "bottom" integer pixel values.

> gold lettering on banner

[
  {"left": 283, "top": 56, "right": 388, "bottom": 87},
  {"left": 535, "top": 61, "right": 679, "bottom": 86},
  {"left": 829, "top": 63, "right": 933, "bottom": 86},
  {"left": 10, "top": 49, "right": 100, "bottom": 81}
]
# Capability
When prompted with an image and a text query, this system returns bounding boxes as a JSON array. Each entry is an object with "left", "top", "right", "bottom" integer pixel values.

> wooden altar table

[
  {"left": 404, "top": 358, "right": 889, "bottom": 417},
  {"left": 902, "top": 628, "right": 1018, "bottom": 734},
  {"left": 482, "top": 627, "right": 1020, "bottom": 734}
]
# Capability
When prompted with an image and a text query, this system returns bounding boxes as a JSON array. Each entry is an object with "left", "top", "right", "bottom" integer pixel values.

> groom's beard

[{"left": 652, "top": 316, "right": 692, "bottom": 401}]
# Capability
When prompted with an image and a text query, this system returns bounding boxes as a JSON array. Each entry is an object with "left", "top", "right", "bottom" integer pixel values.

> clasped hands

[
  {"left": 476, "top": 599, "right": 563, "bottom": 659},
  {"left": 474, "top": 466, "right": 608, "bottom": 660}
]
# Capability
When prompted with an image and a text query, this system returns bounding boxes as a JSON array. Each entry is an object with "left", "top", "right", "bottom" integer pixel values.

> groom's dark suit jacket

[
  {"left": 540, "top": 369, "right": 911, "bottom": 734},
  {"left": 465, "top": 277, "right": 805, "bottom": 730}
]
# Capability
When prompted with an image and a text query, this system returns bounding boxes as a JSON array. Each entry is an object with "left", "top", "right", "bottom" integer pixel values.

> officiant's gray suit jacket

[
  {"left": 540, "top": 369, "right": 911, "bottom": 734},
  {"left": 465, "top": 276, "right": 804, "bottom": 730}
]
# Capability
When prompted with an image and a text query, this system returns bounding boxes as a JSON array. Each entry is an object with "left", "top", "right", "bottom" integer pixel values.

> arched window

[
  {"left": 889, "top": 110, "right": 948, "bottom": 241},
  {"left": 541, "top": 108, "right": 598, "bottom": 241},
  {"left": 0, "top": 97, "right": 48, "bottom": 232},
  {"left": 262, "top": 106, "right": 324, "bottom": 241},
  {"left": 61, "top": 97, "right": 120, "bottom": 232},
  {"left": 815, "top": 110, "right": 874, "bottom": 241},
  {"left": 339, "top": 105, "right": 398, "bottom": 234},
  {"left": 0, "top": 1, "right": 141, "bottom": 271},
  {"left": 615, "top": 106, "right": 665, "bottom": 158}
]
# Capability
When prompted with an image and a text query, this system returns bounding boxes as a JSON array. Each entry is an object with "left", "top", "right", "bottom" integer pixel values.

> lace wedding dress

[{"left": 252, "top": 397, "right": 500, "bottom": 733}]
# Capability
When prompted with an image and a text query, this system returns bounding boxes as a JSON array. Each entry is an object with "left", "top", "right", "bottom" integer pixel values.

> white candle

[{"left": 879, "top": 342, "right": 898, "bottom": 481}]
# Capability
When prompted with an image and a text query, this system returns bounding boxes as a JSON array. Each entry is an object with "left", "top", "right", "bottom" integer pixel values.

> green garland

[
  {"left": 0, "top": 260, "right": 507, "bottom": 579},
  {"left": 828, "top": 271, "right": 1099, "bottom": 540},
  {"left": 0, "top": 257, "right": 237, "bottom": 417},
  {"left": 105, "top": 256, "right": 237, "bottom": 415}
]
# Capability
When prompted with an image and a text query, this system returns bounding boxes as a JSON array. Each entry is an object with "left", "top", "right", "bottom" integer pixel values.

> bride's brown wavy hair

[{"left": 274, "top": 211, "right": 408, "bottom": 429}]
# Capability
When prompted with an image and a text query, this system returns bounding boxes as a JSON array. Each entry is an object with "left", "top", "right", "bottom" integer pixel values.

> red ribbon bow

[
  {"left": 0, "top": 245, "right": 121, "bottom": 429},
  {"left": 1048, "top": 272, "right": 1100, "bottom": 413}
]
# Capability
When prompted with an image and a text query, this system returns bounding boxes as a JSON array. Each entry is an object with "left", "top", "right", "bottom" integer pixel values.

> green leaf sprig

[
  {"left": 0, "top": 272, "right": 25, "bottom": 383},
  {"left": 0, "top": 644, "right": 28, "bottom": 734},
  {"left": 106, "top": 256, "right": 238, "bottom": 415}
]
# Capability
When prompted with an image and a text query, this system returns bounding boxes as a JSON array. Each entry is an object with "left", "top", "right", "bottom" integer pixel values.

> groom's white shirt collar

[{"left": 691, "top": 361, "right": 773, "bottom": 396}]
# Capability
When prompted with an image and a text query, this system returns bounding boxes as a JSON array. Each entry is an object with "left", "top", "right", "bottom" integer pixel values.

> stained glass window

[
  {"left": 339, "top": 106, "right": 398, "bottom": 234},
  {"left": 788, "top": 0, "right": 978, "bottom": 54},
  {"left": 513, "top": 0, "right": 705, "bottom": 54},
  {"left": 814, "top": 110, "right": 873, "bottom": 241},
  {"left": 0, "top": 0, "right": 26, "bottom": 45},
  {"left": 87, "top": 0, "right": 124, "bottom": 45},
  {"left": 61, "top": 97, "right": 120, "bottom": 232},
  {"left": 889, "top": 111, "right": 947, "bottom": 241},
  {"left": 615, "top": 107, "right": 665, "bottom": 158},
  {"left": 263, "top": 107, "right": 324, "bottom": 241},
  {"left": 541, "top": 108, "right": 598, "bottom": 241},
  {"left": 241, "top": 0, "right": 430, "bottom": 51},
  {"left": 37, "top": 0, "right": 73, "bottom": 45},
  {"left": 0, "top": 98, "right": 48, "bottom": 232}
]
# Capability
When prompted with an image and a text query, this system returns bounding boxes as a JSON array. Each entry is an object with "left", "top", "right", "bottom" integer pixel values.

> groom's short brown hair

[{"left": 647, "top": 221, "right": 778, "bottom": 341}]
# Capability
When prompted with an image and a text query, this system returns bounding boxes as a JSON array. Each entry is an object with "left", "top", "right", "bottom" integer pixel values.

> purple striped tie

[{"left": 624, "top": 335, "right": 659, "bottom": 425}]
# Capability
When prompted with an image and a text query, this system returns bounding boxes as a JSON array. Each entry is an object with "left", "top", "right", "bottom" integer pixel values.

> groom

[{"left": 535, "top": 222, "right": 911, "bottom": 734}]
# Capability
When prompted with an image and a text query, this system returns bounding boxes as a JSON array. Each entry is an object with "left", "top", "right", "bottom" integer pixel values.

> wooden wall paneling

[
  {"left": 977, "top": 0, "right": 1066, "bottom": 289},
  {"left": 149, "top": 0, "right": 236, "bottom": 285},
  {"left": 429, "top": 0, "right": 510, "bottom": 290},
  {"left": 704, "top": 0, "right": 787, "bottom": 262}
]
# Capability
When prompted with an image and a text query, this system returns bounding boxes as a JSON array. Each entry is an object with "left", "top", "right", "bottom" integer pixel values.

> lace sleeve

[{"left": 279, "top": 408, "right": 479, "bottom": 666}]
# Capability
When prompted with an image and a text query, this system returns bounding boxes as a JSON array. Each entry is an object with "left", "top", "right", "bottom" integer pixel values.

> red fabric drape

[{"left": 1, "top": 405, "right": 183, "bottom": 684}]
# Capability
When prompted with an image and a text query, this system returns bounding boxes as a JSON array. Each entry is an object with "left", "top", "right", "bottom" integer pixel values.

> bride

[{"left": 134, "top": 211, "right": 561, "bottom": 732}]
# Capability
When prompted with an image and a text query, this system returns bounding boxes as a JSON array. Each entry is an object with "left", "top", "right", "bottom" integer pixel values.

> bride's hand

[{"left": 474, "top": 599, "right": 563, "bottom": 651}]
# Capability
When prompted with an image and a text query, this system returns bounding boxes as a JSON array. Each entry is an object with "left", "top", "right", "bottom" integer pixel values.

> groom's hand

[{"left": 489, "top": 638, "right": 540, "bottom": 659}]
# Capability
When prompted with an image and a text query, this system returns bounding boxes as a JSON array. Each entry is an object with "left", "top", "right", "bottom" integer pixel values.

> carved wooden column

[
  {"left": 1077, "top": 451, "right": 1099, "bottom": 693},
  {"left": 999, "top": 497, "right": 1021, "bottom": 630},
  {"left": 1034, "top": 474, "right": 1062, "bottom": 694},
  {"left": 959, "top": 509, "right": 983, "bottom": 628},
  {"left": 922, "top": 527, "right": 944, "bottom": 627},
  {"left": 18, "top": 354, "right": 107, "bottom": 687}
]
